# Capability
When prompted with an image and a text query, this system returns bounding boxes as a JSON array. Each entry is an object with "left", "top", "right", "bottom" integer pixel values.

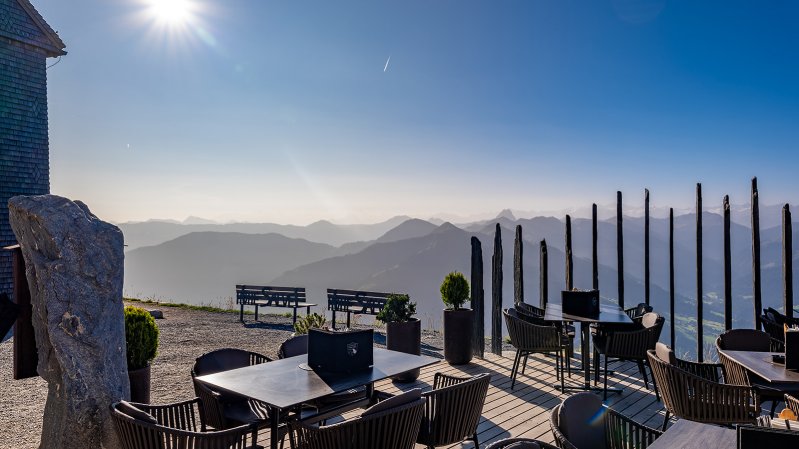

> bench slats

[
  {"left": 235, "top": 285, "right": 313, "bottom": 323},
  {"left": 326, "top": 289, "right": 403, "bottom": 329}
]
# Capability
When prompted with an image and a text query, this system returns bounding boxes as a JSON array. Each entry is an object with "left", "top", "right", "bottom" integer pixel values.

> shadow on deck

[{"left": 258, "top": 351, "right": 668, "bottom": 448}]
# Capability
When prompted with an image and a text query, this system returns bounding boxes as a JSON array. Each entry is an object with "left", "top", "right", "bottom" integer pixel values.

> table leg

[
  {"left": 555, "top": 322, "right": 623, "bottom": 396},
  {"left": 270, "top": 406, "right": 281, "bottom": 449}
]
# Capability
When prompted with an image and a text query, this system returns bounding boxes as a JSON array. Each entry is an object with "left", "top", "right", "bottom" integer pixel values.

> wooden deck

[{"left": 260, "top": 350, "right": 668, "bottom": 448}]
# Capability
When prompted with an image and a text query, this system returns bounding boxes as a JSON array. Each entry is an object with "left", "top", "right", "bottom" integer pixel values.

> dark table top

[
  {"left": 719, "top": 350, "right": 799, "bottom": 383},
  {"left": 543, "top": 303, "right": 633, "bottom": 324},
  {"left": 195, "top": 348, "right": 440, "bottom": 409},
  {"left": 648, "top": 420, "right": 735, "bottom": 449}
]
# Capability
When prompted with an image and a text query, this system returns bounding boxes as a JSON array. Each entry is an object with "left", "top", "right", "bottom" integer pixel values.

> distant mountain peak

[
  {"left": 182, "top": 216, "right": 217, "bottom": 225},
  {"left": 496, "top": 209, "right": 516, "bottom": 221}
]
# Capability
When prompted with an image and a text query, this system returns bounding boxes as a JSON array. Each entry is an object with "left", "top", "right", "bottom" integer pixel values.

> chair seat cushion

[
  {"left": 361, "top": 388, "right": 421, "bottom": 417},
  {"left": 558, "top": 393, "right": 606, "bottom": 449}
]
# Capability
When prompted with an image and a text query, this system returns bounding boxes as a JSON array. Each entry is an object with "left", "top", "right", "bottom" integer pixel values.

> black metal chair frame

[{"left": 504, "top": 308, "right": 570, "bottom": 391}]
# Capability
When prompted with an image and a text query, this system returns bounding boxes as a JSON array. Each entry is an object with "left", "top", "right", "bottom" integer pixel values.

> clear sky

[{"left": 36, "top": 0, "right": 799, "bottom": 224}]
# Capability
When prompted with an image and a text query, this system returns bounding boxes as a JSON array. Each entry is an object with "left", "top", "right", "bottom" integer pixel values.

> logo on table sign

[{"left": 347, "top": 342, "right": 358, "bottom": 357}]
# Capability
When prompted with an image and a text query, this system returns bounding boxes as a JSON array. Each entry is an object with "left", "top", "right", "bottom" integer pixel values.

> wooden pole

[
  {"left": 565, "top": 215, "right": 573, "bottom": 291},
  {"left": 514, "top": 225, "right": 523, "bottom": 306},
  {"left": 696, "top": 183, "right": 703, "bottom": 362},
  {"left": 492, "top": 224, "right": 503, "bottom": 356},
  {"left": 724, "top": 195, "right": 732, "bottom": 331},
  {"left": 645, "top": 189, "right": 650, "bottom": 306},
  {"left": 617, "top": 191, "right": 625, "bottom": 308},
  {"left": 540, "top": 239, "right": 548, "bottom": 308},
  {"left": 752, "top": 177, "right": 762, "bottom": 330},
  {"left": 784, "top": 204, "right": 794, "bottom": 319},
  {"left": 592, "top": 203, "right": 599, "bottom": 290},
  {"left": 470, "top": 237, "right": 485, "bottom": 358},
  {"left": 669, "top": 208, "right": 676, "bottom": 349},
  {"left": 9, "top": 245, "right": 37, "bottom": 379}
]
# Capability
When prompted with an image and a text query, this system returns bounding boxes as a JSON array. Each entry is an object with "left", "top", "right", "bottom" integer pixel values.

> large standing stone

[{"left": 9, "top": 195, "right": 128, "bottom": 449}]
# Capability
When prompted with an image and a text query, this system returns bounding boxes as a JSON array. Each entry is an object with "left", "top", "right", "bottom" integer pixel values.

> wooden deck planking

[{"left": 256, "top": 350, "right": 666, "bottom": 448}]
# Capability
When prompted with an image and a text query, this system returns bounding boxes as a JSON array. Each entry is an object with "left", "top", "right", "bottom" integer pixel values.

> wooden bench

[
  {"left": 236, "top": 285, "right": 316, "bottom": 324},
  {"left": 326, "top": 289, "right": 398, "bottom": 329}
]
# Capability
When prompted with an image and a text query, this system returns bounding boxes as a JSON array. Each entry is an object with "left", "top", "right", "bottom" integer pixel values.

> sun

[{"left": 148, "top": 0, "right": 192, "bottom": 26}]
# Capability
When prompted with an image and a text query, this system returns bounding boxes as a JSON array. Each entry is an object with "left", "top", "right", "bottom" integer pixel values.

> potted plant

[
  {"left": 124, "top": 305, "right": 159, "bottom": 403},
  {"left": 377, "top": 293, "right": 420, "bottom": 382},
  {"left": 441, "top": 271, "right": 473, "bottom": 364}
]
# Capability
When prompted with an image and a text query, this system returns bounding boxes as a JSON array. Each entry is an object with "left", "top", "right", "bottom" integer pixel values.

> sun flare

[{"left": 148, "top": 0, "right": 192, "bottom": 26}]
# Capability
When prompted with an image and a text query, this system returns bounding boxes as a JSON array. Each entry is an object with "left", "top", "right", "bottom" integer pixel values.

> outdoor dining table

[
  {"left": 195, "top": 348, "right": 439, "bottom": 449},
  {"left": 543, "top": 303, "right": 633, "bottom": 392},
  {"left": 718, "top": 350, "right": 799, "bottom": 383},
  {"left": 648, "top": 419, "right": 736, "bottom": 449}
]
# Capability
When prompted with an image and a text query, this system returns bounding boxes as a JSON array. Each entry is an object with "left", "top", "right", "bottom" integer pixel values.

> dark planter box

[
  {"left": 128, "top": 364, "right": 151, "bottom": 404},
  {"left": 444, "top": 309, "right": 473, "bottom": 365},
  {"left": 561, "top": 290, "right": 600, "bottom": 318},
  {"left": 386, "top": 319, "right": 421, "bottom": 382},
  {"left": 308, "top": 328, "right": 374, "bottom": 373}
]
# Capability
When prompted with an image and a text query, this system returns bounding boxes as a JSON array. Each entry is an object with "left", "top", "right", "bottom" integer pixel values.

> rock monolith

[{"left": 9, "top": 195, "right": 128, "bottom": 449}]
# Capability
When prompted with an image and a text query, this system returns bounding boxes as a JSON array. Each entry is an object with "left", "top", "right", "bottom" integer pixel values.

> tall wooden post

[
  {"left": 669, "top": 208, "right": 676, "bottom": 349},
  {"left": 470, "top": 237, "right": 485, "bottom": 358},
  {"left": 696, "top": 183, "right": 703, "bottom": 361},
  {"left": 752, "top": 177, "right": 762, "bottom": 330},
  {"left": 784, "top": 205, "right": 794, "bottom": 319},
  {"left": 540, "top": 239, "right": 548, "bottom": 308},
  {"left": 592, "top": 203, "right": 599, "bottom": 290},
  {"left": 645, "top": 189, "right": 650, "bottom": 306},
  {"left": 514, "top": 225, "right": 523, "bottom": 306},
  {"left": 7, "top": 245, "right": 38, "bottom": 379},
  {"left": 565, "top": 215, "right": 573, "bottom": 291},
  {"left": 492, "top": 224, "right": 503, "bottom": 356},
  {"left": 724, "top": 195, "right": 732, "bottom": 331},
  {"left": 617, "top": 191, "right": 625, "bottom": 308}
]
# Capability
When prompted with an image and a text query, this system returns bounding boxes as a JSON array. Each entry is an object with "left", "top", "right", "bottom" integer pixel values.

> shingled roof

[{"left": 10, "top": 0, "right": 66, "bottom": 56}]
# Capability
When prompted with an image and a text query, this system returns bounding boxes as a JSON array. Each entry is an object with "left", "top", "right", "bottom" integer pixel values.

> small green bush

[
  {"left": 124, "top": 306, "right": 159, "bottom": 370},
  {"left": 294, "top": 313, "right": 327, "bottom": 334},
  {"left": 440, "top": 271, "right": 470, "bottom": 310},
  {"left": 376, "top": 294, "right": 416, "bottom": 323}
]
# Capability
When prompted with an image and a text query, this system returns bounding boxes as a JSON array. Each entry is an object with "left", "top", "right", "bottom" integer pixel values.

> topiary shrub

[
  {"left": 376, "top": 294, "right": 417, "bottom": 323},
  {"left": 294, "top": 313, "right": 327, "bottom": 334},
  {"left": 124, "top": 306, "right": 159, "bottom": 371},
  {"left": 440, "top": 271, "right": 470, "bottom": 310}
]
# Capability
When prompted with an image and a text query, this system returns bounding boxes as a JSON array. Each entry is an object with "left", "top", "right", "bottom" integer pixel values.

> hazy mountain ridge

[{"left": 122, "top": 212, "right": 799, "bottom": 356}]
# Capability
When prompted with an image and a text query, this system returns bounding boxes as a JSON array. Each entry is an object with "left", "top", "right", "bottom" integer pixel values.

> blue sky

[{"left": 36, "top": 0, "right": 799, "bottom": 224}]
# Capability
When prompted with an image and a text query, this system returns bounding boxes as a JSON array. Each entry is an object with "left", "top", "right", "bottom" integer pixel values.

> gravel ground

[{"left": 0, "top": 303, "right": 451, "bottom": 449}]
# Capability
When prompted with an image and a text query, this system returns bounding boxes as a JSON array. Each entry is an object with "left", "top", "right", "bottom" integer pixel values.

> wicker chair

[
  {"left": 277, "top": 334, "right": 308, "bottom": 359},
  {"left": 191, "top": 348, "right": 274, "bottom": 431},
  {"left": 762, "top": 308, "right": 799, "bottom": 352},
  {"left": 416, "top": 373, "right": 490, "bottom": 449},
  {"left": 290, "top": 391, "right": 426, "bottom": 449},
  {"left": 549, "top": 392, "right": 662, "bottom": 449},
  {"left": 485, "top": 438, "right": 559, "bottom": 448},
  {"left": 110, "top": 398, "right": 259, "bottom": 449},
  {"left": 647, "top": 343, "right": 759, "bottom": 430},
  {"left": 593, "top": 312, "right": 664, "bottom": 400},
  {"left": 786, "top": 394, "right": 799, "bottom": 415},
  {"left": 715, "top": 329, "right": 799, "bottom": 417},
  {"left": 504, "top": 308, "right": 570, "bottom": 390},
  {"left": 517, "top": 302, "right": 576, "bottom": 359},
  {"left": 625, "top": 302, "right": 654, "bottom": 322}
]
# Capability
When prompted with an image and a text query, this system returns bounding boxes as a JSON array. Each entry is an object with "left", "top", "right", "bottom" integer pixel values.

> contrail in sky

[{"left": 384, "top": 56, "right": 391, "bottom": 72}]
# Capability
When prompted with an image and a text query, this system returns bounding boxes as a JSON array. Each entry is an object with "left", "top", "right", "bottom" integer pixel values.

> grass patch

[{"left": 124, "top": 297, "right": 253, "bottom": 315}]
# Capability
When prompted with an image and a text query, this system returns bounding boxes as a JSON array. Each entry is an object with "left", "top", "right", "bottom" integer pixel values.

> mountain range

[{"left": 122, "top": 210, "right": 799, "bottom": 357}]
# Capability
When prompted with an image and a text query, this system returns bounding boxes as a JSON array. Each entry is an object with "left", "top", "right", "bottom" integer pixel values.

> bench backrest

[
  {"left": 326, "top": 289, "right": 395, "bottom": 315},
  {"left": 236, "top": 285, "right": 306, "bottom": 307}
]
